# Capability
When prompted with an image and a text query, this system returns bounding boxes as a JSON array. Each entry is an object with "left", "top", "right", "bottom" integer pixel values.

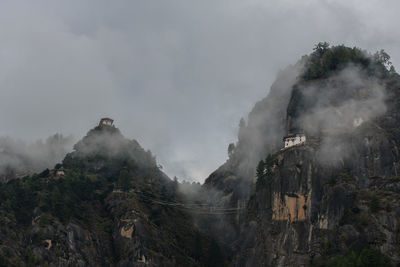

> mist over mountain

[
  {"left": 0, "top": 134, "right": 74, "bottom": 183},
  {"left": 0, "top": 119, "right": 226, "bottom": 266},
  {"left": 1, "top": 44, "right": 400, "bottom": 266},
  {"left": 1, "top": 0, "right": 400, "bottom": 182},
  {"left": 205, "top": 44, "right": 400, "bottom": 266}
]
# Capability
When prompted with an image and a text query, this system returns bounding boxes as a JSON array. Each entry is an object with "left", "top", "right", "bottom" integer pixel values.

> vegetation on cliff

[
  {"left": 0, "top": 124, "right": 225, "bottom": 266},
  {"left": 1, "top": 43, "right": 400, "bottom": 266},
  {"left": 207, "top": 43, "right": 400, "bottom": 266},
  {"left": 301, "top": 42, "right": 395, "bottom": 80}
]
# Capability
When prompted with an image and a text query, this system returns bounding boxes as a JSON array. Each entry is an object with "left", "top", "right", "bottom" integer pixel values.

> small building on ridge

[{"left": 99, "top": 118, "right": 114, "bottom": 127}]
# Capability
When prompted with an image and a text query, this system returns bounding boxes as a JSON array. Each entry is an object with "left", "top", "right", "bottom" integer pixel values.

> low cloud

[
  {"left": 293, "top": 65, "right": 387, "bottom": 165},
  {"left": 0, "top": 134, "right": 74, "bottom": 182},
  {"left": 297, "top": 66, "right": 386, "bottom": 135},
  {"left": 0, "top": 1, "right": 399, "bottom": 181}
]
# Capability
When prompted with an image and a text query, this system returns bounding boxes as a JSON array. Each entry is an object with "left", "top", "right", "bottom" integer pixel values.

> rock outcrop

[
  {"left": 206, "top": 44, "right": 400, "bottom": 266},
  {"left": 2, "top": 44, "right": 400, "bottom": 266}
]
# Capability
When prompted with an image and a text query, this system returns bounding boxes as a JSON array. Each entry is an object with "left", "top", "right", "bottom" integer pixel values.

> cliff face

[
  {"left": 204, "top": 62, "right": 301, "bottom": 208},
  {"left": 230, "top": 46, "right": 400, "bottom": 266},
  {"left": 2, "top": 44, "right": 400, "bottom": 266},
  {"left": 236, "top": 129, "right": 400, "bottom": 266},
  {"left": 201, "top": 64, "right": 302, "bottom": 245}
]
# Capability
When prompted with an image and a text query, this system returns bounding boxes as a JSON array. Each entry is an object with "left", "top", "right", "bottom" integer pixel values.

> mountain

[
  {"left": 205, "top": 43, "right": 400, "bottom": 266},
  {"left": 1, "top": 43, "right": 400, "bottom": 266},
  {"left": 0, "top": 120, "right": 225, "bottom": 266}
]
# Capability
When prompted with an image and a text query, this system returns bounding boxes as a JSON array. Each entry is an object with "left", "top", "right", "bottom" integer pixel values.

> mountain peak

[
  {"left": 205, "top": 43, "right": 400, "bottom": 266},
  {"left": 63, "top": 118, "right": 157, "bottom": 171}
]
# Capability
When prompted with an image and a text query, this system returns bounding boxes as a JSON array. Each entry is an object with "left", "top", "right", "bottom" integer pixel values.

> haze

[{"left": 0, "top": 0, "right": 399, "bottom": 182}]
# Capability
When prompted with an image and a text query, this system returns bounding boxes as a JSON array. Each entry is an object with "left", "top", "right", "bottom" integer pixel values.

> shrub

[
  {"left": 369, "top": 195, "right": 380, "bottom": 213},
  {"left": 327, "top": 247, "right": 392, "bottom": 267}
]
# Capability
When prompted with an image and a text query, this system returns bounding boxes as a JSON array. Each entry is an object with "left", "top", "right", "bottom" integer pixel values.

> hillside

[
  {"left": 0, "top": 121, "right": 225, "bottom": 266},
  {"left": 1, "top": 43, "right": 400, "bottom": 266}
]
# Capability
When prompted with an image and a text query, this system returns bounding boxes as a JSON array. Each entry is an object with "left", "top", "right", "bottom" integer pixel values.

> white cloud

[{"left": 0, "top": 0, "right": 399, "bottom": 181}]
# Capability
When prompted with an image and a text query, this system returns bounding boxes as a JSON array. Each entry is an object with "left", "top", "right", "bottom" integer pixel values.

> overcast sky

[{"left": 0, "top": 0, "right": 399, "bottom": 182}]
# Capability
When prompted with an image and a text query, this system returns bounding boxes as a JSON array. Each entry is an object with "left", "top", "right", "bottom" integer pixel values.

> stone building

[
  {"left": 283, "top": 133, "right": 306, "bottom": 148},
  {"left": 99, "top": 118, "right": 114, "bottom": 127}
]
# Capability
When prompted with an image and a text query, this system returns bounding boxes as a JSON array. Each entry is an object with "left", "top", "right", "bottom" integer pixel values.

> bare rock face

[
  {"left": 203, "top": 45, "right": 400, "bottom": 266},
  {"left": 228, "top": 47, "right": 400, "bottom": 266},
  {"left": 2, "top": 45, "right": 400, "bottom": 266},
  {"left": 236, "top": 132, "right": 400, "bottom": 266}
]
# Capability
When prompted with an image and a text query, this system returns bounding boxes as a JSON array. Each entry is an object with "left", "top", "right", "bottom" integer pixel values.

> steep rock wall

[{"left": 235, "top": 124, "right": 400, "bottom": 266}]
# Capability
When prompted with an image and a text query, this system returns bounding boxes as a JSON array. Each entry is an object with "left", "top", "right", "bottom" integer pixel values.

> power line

[{"left": 112, "top": 189, "right": 245, "bottom": 214}]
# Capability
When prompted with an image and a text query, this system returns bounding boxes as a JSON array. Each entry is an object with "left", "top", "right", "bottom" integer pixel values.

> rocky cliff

[
  {"left": 235, "top": 128, "right": 400, "bottom": 266},
  {"left": 202, "top": 61, "right": 302, "bottom": 244},
  {"left": 206, "top": 44, "right": 400, "bottom": 266},
  {"left": 2, "top": 44, "right": 400, "bottom": 266}
]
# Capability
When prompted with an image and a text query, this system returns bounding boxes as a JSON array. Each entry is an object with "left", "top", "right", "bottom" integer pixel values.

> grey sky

[{"left": 0, "top": 0, "right": 399, "bottom": 182}]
